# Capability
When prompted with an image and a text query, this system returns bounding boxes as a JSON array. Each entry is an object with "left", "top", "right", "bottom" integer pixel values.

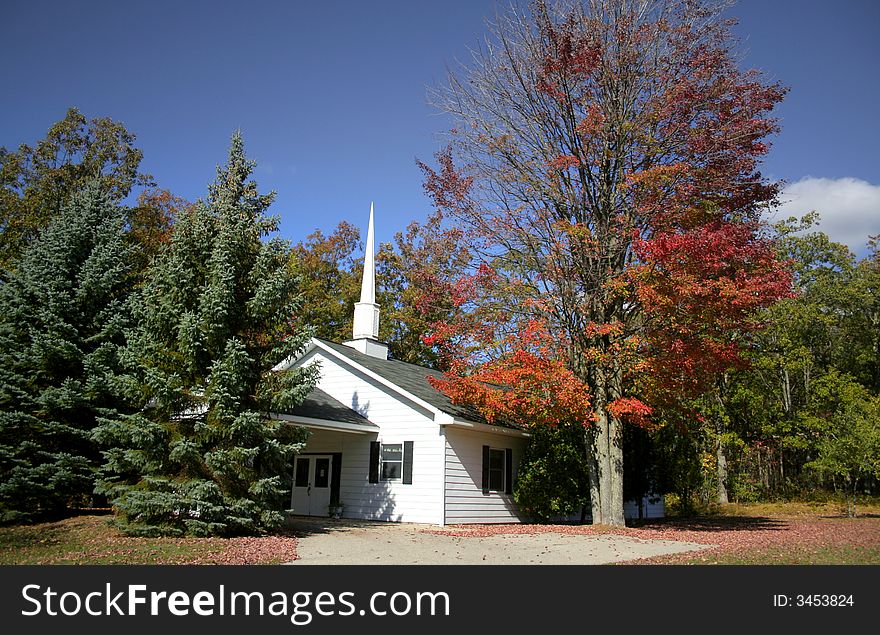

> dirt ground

[{"left": 287, "top": 517, "right": 708, "bottom": 565}]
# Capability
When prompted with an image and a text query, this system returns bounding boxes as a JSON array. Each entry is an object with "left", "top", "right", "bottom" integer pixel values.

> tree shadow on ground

[
  {"left": 818, "top": 512, "right": 880, "bottom": 519},
  {"left": 628, "top": 515, "right": 788, "bottom": 532},
  {"left": 284, "top": 516, "right": 395, "bottom": 538}
]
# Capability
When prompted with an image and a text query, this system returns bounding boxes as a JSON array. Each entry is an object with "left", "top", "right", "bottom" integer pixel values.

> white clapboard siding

[
  {"left": 443, "top": 427, "right": 527, "bottom": 524},
  {"left": 296, "top": 349, "right": 445, "bottom": 524}
]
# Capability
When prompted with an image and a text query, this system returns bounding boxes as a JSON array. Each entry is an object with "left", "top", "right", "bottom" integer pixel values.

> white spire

[
  {"left": 345, "top": 203, "right": 388, "bottom": 359},
  {"left": 359, "top": 202, "right": 376, "bottom": 304}
]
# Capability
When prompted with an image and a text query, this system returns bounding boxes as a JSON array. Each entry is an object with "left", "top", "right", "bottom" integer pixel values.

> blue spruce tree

[
  {"left": 96, "top": 132, "right": 316, "bottom": 536},
  {"left": 0, "top": 183, "right": 134, "bottom": 522}
]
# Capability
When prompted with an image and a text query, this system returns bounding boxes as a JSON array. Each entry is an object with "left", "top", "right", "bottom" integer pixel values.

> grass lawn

[
  {"left": 642, "top": 500, "right": 880, "bottom": 565},
  {"left": 0, "top": 514, "right": 297, "bottom": 564},
  {"left": 672, "top": 543, "right": 880, "bottom": 565}
]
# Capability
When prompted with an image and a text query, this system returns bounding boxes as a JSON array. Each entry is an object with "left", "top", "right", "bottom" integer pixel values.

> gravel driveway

[{"left": 288, "top": 518, "right": 708, "bottom": 565}]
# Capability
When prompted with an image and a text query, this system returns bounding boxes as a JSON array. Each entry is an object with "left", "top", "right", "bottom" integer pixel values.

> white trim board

[
  {"left": 442, "top": 419, "right": 531, "bottom": 439},
  {"left": 271, "top": 413, "right": 380, "bottom": 435}
]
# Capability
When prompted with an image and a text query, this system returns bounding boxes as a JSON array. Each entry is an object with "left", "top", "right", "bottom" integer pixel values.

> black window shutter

[
  {"left": 505, "top": 448, "right": 513, "bottom": 495},
  {"left": 331, "top": 453, "right": 342, "bottom": 505},
  {"left": 402, "top": 441, "right": 414, "bottom": 484},
  {"left": 481, "top": 445, "right": 490, "bottom": 494},
  {"left": 368, "top": 441, "right": 380, "bottom": 483}
]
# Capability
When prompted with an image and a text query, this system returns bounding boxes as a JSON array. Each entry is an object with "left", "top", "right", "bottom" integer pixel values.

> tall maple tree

[{"left": 421, "top": 0, "right": 790, "bottom": 524}]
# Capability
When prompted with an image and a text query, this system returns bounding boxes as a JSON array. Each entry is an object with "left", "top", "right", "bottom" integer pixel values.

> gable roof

[{"left": 316, "top": 339, "right": 487, "bottom": 424}]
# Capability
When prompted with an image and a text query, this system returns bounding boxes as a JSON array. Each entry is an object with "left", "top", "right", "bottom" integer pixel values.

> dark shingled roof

[
  {"left": 317, "top": 339, "right": 488, "bottom": 423},
  {"left": 287, "top": 387, "right": 375, "bottom": 427}
]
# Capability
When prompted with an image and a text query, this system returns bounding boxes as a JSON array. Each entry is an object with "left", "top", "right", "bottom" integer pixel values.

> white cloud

[{"left": 772, "top": 177, "right": 880, "bottom": 254}]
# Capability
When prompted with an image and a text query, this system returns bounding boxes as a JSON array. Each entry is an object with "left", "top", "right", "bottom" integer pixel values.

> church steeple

[
  {"left": 358, "top": 202, "right": 377, "bottom": 308},
  {"left": 344, "top": 203, "right": 389, "bottom": 359}
]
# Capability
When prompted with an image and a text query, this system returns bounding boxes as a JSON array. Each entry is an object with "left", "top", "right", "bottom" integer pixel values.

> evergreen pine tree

[
  {"left": 0, "top": 183, "right": 133, "bottom": 523},
  {"left": 95, "top": 132, "right": 316, "bottom": 536}
]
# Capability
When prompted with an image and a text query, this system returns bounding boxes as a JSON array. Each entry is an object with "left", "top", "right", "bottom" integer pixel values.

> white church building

[
  {"left": 273, "top": 205, "right": 529, "bottom": 525},
  {"left": 273, "top": 206, "right": 663, "bottom": 525}
]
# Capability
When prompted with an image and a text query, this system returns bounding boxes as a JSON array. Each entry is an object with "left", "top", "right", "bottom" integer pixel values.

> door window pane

[
  {"left": 294, "top": 458, "right": 310, "bottom": 487},
  {"left": 314, "top": 458, "right": 330, "bottom": 488}
]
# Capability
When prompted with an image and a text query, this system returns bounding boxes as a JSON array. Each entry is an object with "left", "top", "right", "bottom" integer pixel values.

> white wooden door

[{"left": 290, "top": 455, "right": 332, "bottom": 516}]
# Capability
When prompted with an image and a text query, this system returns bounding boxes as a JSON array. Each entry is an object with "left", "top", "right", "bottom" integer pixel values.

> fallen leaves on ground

[
  {"left": 0, "top": 515, "right": 298, "bottom": 565},
  {"left": 425, "top": 515, "right": 880, "bottom": 564}
]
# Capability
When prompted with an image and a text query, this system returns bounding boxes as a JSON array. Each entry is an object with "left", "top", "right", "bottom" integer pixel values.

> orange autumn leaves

[{"left": 427, "top": 320, "right": 595, "bottom": 429}]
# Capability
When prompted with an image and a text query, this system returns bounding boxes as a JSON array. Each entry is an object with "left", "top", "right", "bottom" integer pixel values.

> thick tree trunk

[
  {"left": 584, "top": 425, "right": 602, "bottom": 523},
  {"left": 585, "top": 378, "right": 626, "bottom": 526},
  {"left": 607, "top": 412, "right": 625, "bottom": 525}
]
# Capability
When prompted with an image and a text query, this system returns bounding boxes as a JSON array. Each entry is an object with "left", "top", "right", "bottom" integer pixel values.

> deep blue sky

[{"left": 2, "top": 0, "right": 878, "bottom": 249}]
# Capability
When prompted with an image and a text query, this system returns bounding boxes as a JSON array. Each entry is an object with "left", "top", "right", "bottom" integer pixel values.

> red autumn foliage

[
  {"left": 633, "top": 219, "right": 793, "bottom": 403},
  {"left": 607, "top": 397, "right": 654, "bottom": 429},
  {"left": 428, "top": 320, "right": 593, "bottom": 429}
]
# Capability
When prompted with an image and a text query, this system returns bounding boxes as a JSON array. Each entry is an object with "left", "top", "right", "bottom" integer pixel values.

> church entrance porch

[{"left": 290, "top": 453, "right": 342, "bottom": 517}]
